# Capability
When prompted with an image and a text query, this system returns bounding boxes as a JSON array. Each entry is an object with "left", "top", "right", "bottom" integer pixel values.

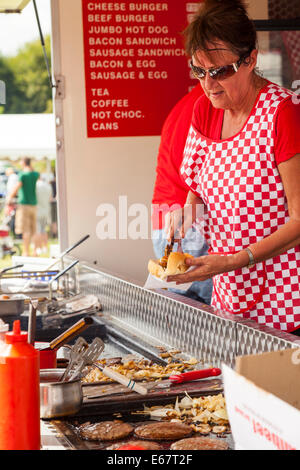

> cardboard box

[{"left": 222, "top": 348, "right": 300, "bottom": 450}]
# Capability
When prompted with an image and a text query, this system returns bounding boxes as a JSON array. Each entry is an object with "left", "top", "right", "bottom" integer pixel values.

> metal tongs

[
  {"left": 164, "top": 236, "right": 183, "bottom": 258},
  {"left": 165, "top": 211, "right": 184, "bottom": 257},
  {"left": 164, "top": 238, "right": 175, "bottom": 258}
]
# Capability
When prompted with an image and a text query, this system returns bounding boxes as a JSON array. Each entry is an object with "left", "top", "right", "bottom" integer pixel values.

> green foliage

[
  {"left": 0, "top": 56, "right": 25, "bottom": 113},
  {"left": 0, "top": 34, "right": 52, "bottom": 114}
]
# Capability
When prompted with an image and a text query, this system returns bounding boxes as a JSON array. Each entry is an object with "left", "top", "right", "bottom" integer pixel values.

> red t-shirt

[
  {"left": 152, "top": 84, "right": 204, "bottom": 230},
  {"left": 191, "top": 82, "right": 300, "bottom": 166}
]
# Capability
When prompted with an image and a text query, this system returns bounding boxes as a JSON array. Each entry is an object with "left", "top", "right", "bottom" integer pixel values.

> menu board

[{"left": 81, "top": 0, "right": 201, "bottom": 137}]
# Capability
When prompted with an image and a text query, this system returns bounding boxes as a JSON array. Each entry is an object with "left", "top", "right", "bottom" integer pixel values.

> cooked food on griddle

[
  {"left": 134, "top": 422, "right": 192, "bottom": 441},
  {"left": 135, "top": 393, "right": 229, "bottom": 428},
  {"left": 211, "top": 425, "right": 227, "bottom": 434},
  {"left": 106, "top": 440, "right": 163, "bottom": 450},
  {"left": 170, "top": 436, "right": 229, "bottom": 450},
  {"left": 190, "top": 423, "right": 211, "bottom": 435},
  {"left": 82, "top": 357, "right": 197, "bottom": 384},
  {"left": 78, "top": 420, "right": 133, "bottom": 441}
]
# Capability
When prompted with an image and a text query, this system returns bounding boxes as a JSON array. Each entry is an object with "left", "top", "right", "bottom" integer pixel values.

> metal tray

[{"left": 0, "top": 295, "right": 28, "bottom": 316}]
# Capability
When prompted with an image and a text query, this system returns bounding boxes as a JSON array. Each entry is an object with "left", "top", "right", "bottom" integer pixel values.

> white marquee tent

[{"left": 0, "top": 113, "right": 56, "bottom": 160}]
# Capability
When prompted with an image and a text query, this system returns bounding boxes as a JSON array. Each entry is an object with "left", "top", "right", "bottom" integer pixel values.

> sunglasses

[{"left": 190, "top": 55, "right": 247, "bottom": 81}]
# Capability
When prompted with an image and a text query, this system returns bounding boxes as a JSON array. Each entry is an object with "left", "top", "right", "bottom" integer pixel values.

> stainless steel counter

[
  {"left": 77, "top": 261, "right": 300, "bottom": 368},
  {"left": 39, "top": 260, "right": 299, "bottom": 451}
]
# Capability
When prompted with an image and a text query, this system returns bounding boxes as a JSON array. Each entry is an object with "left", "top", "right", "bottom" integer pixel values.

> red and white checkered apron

[{"left": 180, "top": 83, "right": 300, "bottom": 332}]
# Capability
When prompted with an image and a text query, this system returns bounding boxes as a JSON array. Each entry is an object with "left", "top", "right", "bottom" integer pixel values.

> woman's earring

[{"left": 254, "top": 66, "right": 264, "bottom": 77}]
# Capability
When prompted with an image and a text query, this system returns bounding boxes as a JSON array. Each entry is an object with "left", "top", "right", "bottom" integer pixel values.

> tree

[
  {"left": 0, "top": 56, "right": 27, "bottom": 114},
  {"left": 4, "top": 34, "right": 53, "bottom": 114}
]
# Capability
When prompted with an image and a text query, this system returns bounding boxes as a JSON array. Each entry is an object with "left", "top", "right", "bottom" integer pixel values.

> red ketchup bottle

[{"left": 0, "top": 320, "right": 40, "bottom": 450}]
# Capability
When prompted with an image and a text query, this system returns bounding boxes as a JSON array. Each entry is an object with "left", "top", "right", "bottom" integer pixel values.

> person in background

[
  {"left": 7, "top": 157, "right": 39, "bottom": 257},
  {"left": 50, "top": 171, "right": 58, "bottom": 239},
  {"left": 4, "top": 167, "right": 19, "bottom": 235},
  {"left": 152, "top": 82, "right": 213, "bottom": 305},
  {"left": 166, "top": 0, "right": 300, "bottom": 333},
  {"left": 34, "top": 174, "right": 52, "bottom": 256},
  {"left": 5, "top": 167, "right": 18, "bottom": 197}
]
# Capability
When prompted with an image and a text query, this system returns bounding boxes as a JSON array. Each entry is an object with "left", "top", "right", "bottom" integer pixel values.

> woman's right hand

[
  {"left": 164, "top": 205, "right": 195, "bottom": 242},
  {"left": 164, "top": 192, "right": 205, "bottom": 242}
]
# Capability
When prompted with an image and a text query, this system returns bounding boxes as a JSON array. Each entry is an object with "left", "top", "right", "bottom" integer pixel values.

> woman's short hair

[{"left": 184, "top": 0, "right": 257, "bottom": 59}]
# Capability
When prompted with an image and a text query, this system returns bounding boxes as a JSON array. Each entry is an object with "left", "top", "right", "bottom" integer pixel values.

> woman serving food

[{"left": 165, "top": 0, "right": 300, "bottom": 332}]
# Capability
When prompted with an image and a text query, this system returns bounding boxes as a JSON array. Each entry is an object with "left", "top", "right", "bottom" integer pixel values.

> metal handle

[
  {"left": 45, "top": 235, "right": 90, "bottom": 271},
  {"left": 0, "top": 264, "right": 24, "bottom": 277},
  {"left": 61, "top": 235, "right": 90, "bottom": 257},
  {"left": 48, "top": 316, "right": 93, "bottom": 350},
  {"left": 48, "top": 260, "right": 79, "bottom": 300},
  {"left": 50, "top": 259, "right": 79, "bottom": 283},
  {"left": 28, "top": 300, "right": 38, "bottom": 345},
  {"left": 95, "top": 364, "right": 148, "bottom": 395}
]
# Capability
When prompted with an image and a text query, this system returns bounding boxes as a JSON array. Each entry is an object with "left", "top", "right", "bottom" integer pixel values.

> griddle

[
  {"left": 48, "top": 413, "right": 234, "bottom": 451},
  {"left": 39, "top": 314, "right": 231, "bottom": 449},
  {"left": 80, "top": 378, "right": 223, "bottom": 416},
  {"left": 42, "top": 341, "right": 228, "bottom": 450}
]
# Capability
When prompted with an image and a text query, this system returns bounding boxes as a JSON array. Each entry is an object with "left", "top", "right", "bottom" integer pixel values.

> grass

[
  {"left": 0, "top": 237, "right": 59, "bottom": 270},
  {"left": 0, "top": 203, "right": 59, "bottom": 270},
  {"left": 0, "top": 256, "right": 13, "bottom": 270}
]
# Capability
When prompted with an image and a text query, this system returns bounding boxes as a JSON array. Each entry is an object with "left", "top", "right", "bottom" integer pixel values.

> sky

[{"left": 0, "top": 0, "right": 51, "bottom": 57}]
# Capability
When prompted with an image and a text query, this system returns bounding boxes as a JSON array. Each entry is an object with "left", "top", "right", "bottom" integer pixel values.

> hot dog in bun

[{"left": 148, "top": 252, "right": 193, "bottom": 280}]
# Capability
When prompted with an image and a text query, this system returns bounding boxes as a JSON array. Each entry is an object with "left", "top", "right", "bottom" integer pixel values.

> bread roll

[
  {"left": 148, "top": 252, "right": 193, "bottom": 280},
  {"left": 147, "top": 259, "right": 166, "bottom": 279}
]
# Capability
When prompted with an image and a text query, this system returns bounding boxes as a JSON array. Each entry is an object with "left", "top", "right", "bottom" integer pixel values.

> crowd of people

[{"left": 3, "top": 157, "right": 57, "bottom": 257}]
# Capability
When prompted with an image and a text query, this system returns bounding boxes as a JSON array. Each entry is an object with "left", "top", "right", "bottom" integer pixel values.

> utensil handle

[
  {"left": 48, "top": 317, "right": 93, "bottom": 350},
  {"left": 25, "top": 297, "right": 47, "bottom": 304},
  {"left": 0, "top": 264, "right": 24, "bottom": 276},
  {"left": 61, "top": 234, "right": 90, "bottom": 257},
  {"left": 50, "top": 260, "right": 79, "bottom": 283},
  {"left": 45, "top": 235, "right": 90, "bottom": 271},
  {"left": 28, "top": 301, "right": 38, "bottom": 345},
  {"left": 170, "top": 367, "right": 222, "bottom": 383},
  {"left": 100, "top": 366, "right": 148, "bottom": 395}
]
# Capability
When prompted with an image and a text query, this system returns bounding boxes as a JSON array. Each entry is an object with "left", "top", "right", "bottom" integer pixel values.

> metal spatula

[
  {"left": 60, "top": 337, "right": 89, "bottom": 382},
  {"left": 68, "top": 337, "right": 105, "bottom": 381},
  {"left": 79, "top": 338, "right": 148, "bottom": 395}
]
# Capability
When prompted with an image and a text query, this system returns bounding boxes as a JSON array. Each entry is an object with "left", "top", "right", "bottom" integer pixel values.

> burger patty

[
  {"left": 79, "top": 421, "right": 133, "bottom": 441},
  {"left": 134, "top": 422, "right": 192, "bottom": 441},
  {"left": 170, "top": 437, "right": 229, "bottom": 450},
  {"left": 106, "top": 440, "right": 163, "bottom": 450}
]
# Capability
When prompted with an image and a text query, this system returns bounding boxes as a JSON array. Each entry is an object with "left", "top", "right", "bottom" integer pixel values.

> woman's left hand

[{"left": 167, "top": 254, "right": 233, "bottom": 284}]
